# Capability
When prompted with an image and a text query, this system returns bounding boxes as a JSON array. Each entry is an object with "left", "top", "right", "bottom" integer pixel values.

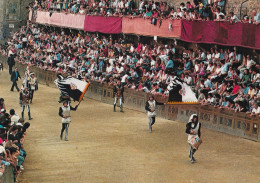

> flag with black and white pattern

[{"left": 54, "top": 74, "right": 90, "bottom": 102}]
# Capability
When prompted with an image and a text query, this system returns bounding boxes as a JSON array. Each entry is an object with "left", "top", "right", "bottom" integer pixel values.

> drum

[{"left": 188, "top": 135, "right": 202, "bottom": 150}]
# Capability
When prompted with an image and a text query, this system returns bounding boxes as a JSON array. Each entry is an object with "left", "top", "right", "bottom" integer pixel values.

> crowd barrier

[
  {"left": 122, "top": 17, "right": 181, "bottom": 38},
  {"left": 181, "top": 20, "right": 260, "bottom": 50},
  {"left": 1, "top": 55, "right": 259, "bottom": 142},
  {"left": 0, "top": 166, "right": 15, "bottom": 183}
]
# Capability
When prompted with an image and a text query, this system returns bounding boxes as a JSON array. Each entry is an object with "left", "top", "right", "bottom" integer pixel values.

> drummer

[{"left": 186, "top": 114, "right": 201, "bottom": 163}]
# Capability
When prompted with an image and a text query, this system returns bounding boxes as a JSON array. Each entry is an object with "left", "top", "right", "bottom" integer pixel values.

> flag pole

[{"left": 77, "top": 83, "right": 90, "bottom": 108}]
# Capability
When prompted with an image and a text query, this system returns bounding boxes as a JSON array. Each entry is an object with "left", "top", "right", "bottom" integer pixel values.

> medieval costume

[
  {"left": 113, "top": 82, "right": 124, "bottom": 112},
  {"left": 145, "top": 96, "right": 164, "bottom": 133},
  {"left": 20, "top": 87, "right": 32, "bottom": 120},
  {"left": 186, "top": 114, "right": 202, "bottom": 163},
  {"left": 59, "top": 101, "right": 78, "bottom": 141},
  {"left": 28, "top": 73, "right": 38, "bottom": 103}
]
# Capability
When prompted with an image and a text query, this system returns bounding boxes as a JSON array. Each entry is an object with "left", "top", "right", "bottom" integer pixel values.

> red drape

[
  {"left": 35, "top": 11, "right": 85, "bottom": 30},
  {"left": 84, "top": 16, "right": 122, "bottom": 34},
  {"left": 122, "top": 17, "right": 181, "bottom": 38},
  {"left": 181, "top": 20, "right": 260, "bottom": 50}
]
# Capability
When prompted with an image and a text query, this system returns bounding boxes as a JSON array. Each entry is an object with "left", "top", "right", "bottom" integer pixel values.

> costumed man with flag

[
  {"left": 113, "top": 81, "right": 124, "bottom": 112},
  {"left": 167, "top": 76, "right": 198, "bottom": 104},
  {"left": 59, "top": 101, "right": 78, "bottom": 141},
  {"left": 55, "top": 74, "right": 90, "bottom": 141}
]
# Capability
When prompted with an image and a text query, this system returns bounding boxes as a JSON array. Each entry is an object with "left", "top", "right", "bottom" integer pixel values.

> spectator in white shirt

[
  {"left": 251, "top": 103, "right": 260, "bottom": 116},
  {"left": 229, "top": 12, "right": 240, "bottom": 23}
]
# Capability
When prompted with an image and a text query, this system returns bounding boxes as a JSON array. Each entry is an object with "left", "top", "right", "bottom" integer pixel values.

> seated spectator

[
  {"left": 250, "top": 102, "right": 260, "bottom": 116},
  {"left": 228, "top": 12, "right": 240, "bottom": 23},
  {"left": 10, "top": 109, "right": 20, "bottom": 126}
]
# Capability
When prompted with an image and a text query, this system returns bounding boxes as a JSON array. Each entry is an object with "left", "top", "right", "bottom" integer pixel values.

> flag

[
  {"left": 22, "top": 66, "right": 30, "bottom": 87},
  {"left": 54, "top": 74, "right": 90, "bottom": 102},
  {"left": 167, "top": 76, "right": 198, "bottom": 104}
]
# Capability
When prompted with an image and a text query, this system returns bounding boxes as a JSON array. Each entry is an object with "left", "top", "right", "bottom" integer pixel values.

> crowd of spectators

[
  {"left": 0, "top": 98, "right": 30, "bottom": 181},
  {"left": 30, "top": 0, "right": 260, "bottom": 23},
  {"left": 0, "top": 23, "right": 259, "bottom": 116}
]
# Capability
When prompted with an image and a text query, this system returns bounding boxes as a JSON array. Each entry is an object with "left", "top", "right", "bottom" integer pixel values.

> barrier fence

[{"left": 1, "top": 55, "right": 259, "bottom": 142}]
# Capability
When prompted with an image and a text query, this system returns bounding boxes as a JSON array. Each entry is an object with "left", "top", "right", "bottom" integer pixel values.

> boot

[
  {"left": 60, "top": 132, "right": 63, "bottom": 140},
  {"left": 28, "top": 112, "right": 32, "bottom": 120},
  {"left": 120, "top": 105, "right": 123, "bottom": 112},
  {"left": 21, "top": 112, "right": 24, "bottom": 119},
  {"left": 149, "top": 124, "right": 152, "bottom": 133},
  {"left": 113, "top": 104, "right": 116, "bottom": 112}
]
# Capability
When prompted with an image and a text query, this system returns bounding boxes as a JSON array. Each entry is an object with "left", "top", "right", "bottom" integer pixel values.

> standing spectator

[
  {"left": 10, "top": 68, "right": 21, "bottom": 92},
  {"left": 7, "top": 54, "right": 15, "bottom": 75}
]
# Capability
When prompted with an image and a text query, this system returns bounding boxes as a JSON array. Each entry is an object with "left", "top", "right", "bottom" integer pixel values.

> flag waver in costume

[
  {"left": 55, "top": 74, "right": 90, "bottom": 102},
  {"left": 167, "top": 76, "right": 198, "bottom": 104}
]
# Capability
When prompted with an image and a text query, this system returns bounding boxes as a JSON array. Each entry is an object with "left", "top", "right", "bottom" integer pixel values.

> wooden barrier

[
  {"left": 0, "top": 55, "right": 259, "bottom": 142},
  {"left": 0, "top": 166, "right": 15, "bottom": 183}
]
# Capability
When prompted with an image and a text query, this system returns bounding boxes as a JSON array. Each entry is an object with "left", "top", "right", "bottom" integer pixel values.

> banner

[
  {"left": 55, "top": 75, "right": 90, "bottom": 102},
  {"left": 122, "top": 17, "right": 181, "bottom": 38},
  {"left": 84, "top": 16, "right": 122, "bottom": 34},
  {"left": 35, "top": 11, "right": 85, "bottom": 30},
  {"left": 181, "top": 20, "right": 260, "bottom": 50}
]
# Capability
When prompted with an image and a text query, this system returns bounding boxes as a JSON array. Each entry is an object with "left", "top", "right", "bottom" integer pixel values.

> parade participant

[
  {"left": 7, "top": 54, "right": 15, "bottom": 75},
  {"left": 59, "top": 101, "right": 78, "bottom": 141},
  {"left": 145, "top": 95, "right": 164, "bottom": 133},
  {"left": 10, "top": 68, "right": 21, "bottom": 92},
  {"left": 186, "top": 114, "right": 202, "bottom": 163},
  {"left": 113, "top": 81, "right": 124, "bottom": 112},
  {"left": 20, "top": 87, "right": 32, "bottom": 120},
  {"left": 28, "top": 73, "right": 38, "bottom": 103}
]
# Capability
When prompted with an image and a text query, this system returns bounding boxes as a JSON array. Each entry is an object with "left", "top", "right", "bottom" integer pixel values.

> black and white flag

[
  {"left": 167, "top": 76, "right": 198, "bottom": 104},
  {"left": 54, "top": 74, "right": 90, "bottom": 102}
]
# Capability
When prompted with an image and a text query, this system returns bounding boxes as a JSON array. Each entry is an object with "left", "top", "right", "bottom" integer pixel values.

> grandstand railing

[
  {"left": 32, "top": 10, "right": 260, "bottom": 49},
  {"left": 0, "top": 166, "right": 15, "bottom": 183},
  {"left": 1, "top": 55, "right": 259, "bottom": 142}
]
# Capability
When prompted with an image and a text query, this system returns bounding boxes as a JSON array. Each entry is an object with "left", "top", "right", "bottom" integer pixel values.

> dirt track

[{"left": 0, "top": 70, "right": 260, "bottom": 183}]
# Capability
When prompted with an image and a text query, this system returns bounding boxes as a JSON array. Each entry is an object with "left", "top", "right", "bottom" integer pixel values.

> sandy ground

[{"left": 0, "top": 69, "right": 260, "bottom": 183}]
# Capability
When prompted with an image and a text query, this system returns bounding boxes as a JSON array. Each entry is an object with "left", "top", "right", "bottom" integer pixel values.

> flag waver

[
  {"left": 167, "top": 76, "right": 198, "bottom": 104},
  {"left": 55, "top": 74, "right": 90, "bottom": 102}
]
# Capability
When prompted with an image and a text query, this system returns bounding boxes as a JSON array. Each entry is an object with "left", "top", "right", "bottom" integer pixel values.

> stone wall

[{"left": 0, "top": 0, "right": 33, "bottom": 40}]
